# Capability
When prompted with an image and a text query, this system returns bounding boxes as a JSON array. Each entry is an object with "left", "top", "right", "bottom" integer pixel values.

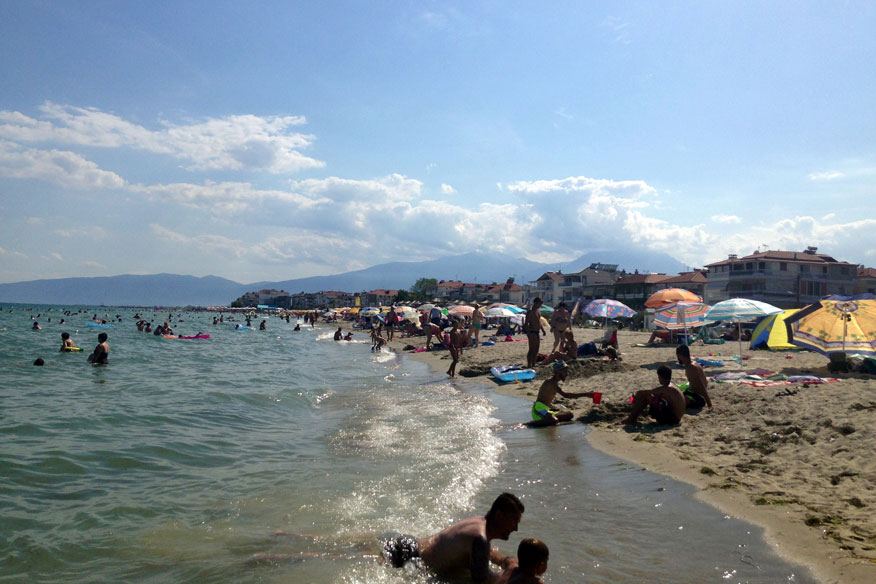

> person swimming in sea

[
  {"left": 60, "top": 332, "right": 79, "bottom": 351},
  {"left": 87, "top": 332, "right": 110, "bottom": 365}
]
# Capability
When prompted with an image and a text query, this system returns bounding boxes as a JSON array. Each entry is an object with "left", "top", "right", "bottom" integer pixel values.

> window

[
  {"left": 733, "top": 263, "right": 743, "bottom": 271},
  {"left": 800, "top": 265, "right": 810, "bottom": 273},
  {"left": 822, "top": 266, "right": 828, "bottom": 274},
  {"left": 780, "top": 262, "right": 787, "bottom": 271},
  {"left": 758, "top": 262, "right": 766, "bottom": 270},
  {"left": 746, "top": 262, "right": 753, "bottom": 270}
]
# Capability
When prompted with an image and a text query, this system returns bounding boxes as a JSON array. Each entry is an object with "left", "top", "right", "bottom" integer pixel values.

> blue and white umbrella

[
  {"left": 584, "top": 299, "right": 636, "bottom": 319},
  {"left": 704, "top": 298, "right": 782, "bottom": 358}
]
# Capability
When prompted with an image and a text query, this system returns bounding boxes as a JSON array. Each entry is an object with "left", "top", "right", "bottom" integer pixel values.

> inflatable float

[{"left": 491, "top": 365, "right": 537, "bottom": 383}]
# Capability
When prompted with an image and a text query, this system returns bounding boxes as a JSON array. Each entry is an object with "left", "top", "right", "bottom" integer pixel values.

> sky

[{"left": 1, "top": 1, "right": 874, "bottom": 285}]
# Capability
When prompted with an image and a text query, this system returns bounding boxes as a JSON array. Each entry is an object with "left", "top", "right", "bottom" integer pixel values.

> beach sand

[{"left": 376, "top": 325, "right": 876, "bottom": 584}]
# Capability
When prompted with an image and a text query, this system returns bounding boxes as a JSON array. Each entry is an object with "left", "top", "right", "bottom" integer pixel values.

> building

[
  {"left": 704, "top": 247, "right": 857, "bottom": 308},
  {"left": 482, "top": 278, "right": 525, "bottom": 305},
  {"left": 557, "top": 263, "right": 623, "bottom": 303},
  {"left": 361, "top": 289, "right": 399, "bottom": 306},
  {"left": 529, "top": 271, "right": 564, "bottom": 305},
  {"left": 855, "top": 267, "right": 876, "bottom": 295},
  {"left": 613, "top": 272, "right": 672, "bottom": 310},
  {"left": 656, "top": 270, "right": 708, "bottom": 299}
]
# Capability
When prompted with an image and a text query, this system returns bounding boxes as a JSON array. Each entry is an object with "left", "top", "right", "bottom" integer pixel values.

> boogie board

[
  {"left": 491, "top": 365, "right": 537, "bottom": 383},
  {"left": 62, "top": 347, "right": 84, "bottom": 352},
  {"left": 86, "top": 323, "right": 115, "bottom": 328},
  {"left": 178, "top": 334, "right": 211, "bottom": 339}
]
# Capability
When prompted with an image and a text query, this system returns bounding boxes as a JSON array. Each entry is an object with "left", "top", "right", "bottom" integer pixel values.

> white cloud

[
  {"left": 711, "top": 214, "right": 742, "bottom": 224},
  {"left": 150, "top": 224, "right": 247, "bottom": 258},
  {"left": 440, "top": 183, "right": 456, "bottom": 195},
  {"left": 0, "top": 103, "right": 324, "bottom": 173},
  {"left": 83, "top": 261, "right": 106, "bottom": 269},
  {"left": 55, "top": 226, "right": 107, "bottom": 239},
  {"left": 0, "top": 139, "right": 125, "bottom": 189},
  {"left": 50, "top": 252, "right": 63, "bottom": 261},
  {"left": 807, "top": 171, "right": 844, "bottom": 181},
  {"left": 0, "top": 247, "right": 28, "bottom": 259}
]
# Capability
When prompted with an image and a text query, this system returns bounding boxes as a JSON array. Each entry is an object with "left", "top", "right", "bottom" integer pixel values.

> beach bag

[{"left": 578, "top": 342, "right": 598, "bottom": 356}]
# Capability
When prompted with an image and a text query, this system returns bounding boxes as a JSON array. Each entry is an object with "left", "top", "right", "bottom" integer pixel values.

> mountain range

[{"left": 0, "top": 249, "right": 686, "bottom": 306}]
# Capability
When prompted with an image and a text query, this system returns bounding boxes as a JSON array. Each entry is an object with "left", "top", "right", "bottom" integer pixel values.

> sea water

[{"left": 0, "top": 306, "right": 815, "bottom": 583}]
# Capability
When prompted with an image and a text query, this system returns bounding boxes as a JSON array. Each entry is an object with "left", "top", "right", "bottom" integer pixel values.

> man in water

[
  {"left": 530, "top": 361, "right": 593, "bottom": 426},
  {"left": 32, "top": 321, "right": 41, "bottom": 330},
  {"left": 383, "top": 492, "right": 524, "bottom": 583},
  {"left": 88, "top": 333, "right": 110, "bottom": 365},
  {"left": 675, "top": 344, "right": 712, "bottom": 409},
  {"left": 621, "top": 364, "right": 685, "bottom": 425},
  {"left": 524, "top": 299, "right": 545, "bottom": 368},
  {"left": 60, "top": 332, "right": 78, "bottom": 351},
  {"left": 259, "top": 320, "right": 267, "bottom": 330},
  {"left": 334, "top": 327, "right": 343, "bottom": 341}
]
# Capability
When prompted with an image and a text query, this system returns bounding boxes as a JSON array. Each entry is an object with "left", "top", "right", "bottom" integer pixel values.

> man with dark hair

[
  {"left": 676, "top": 344, "right": 712, "bottom": 409},
  {"left": 524, "top": 299, "right": 545, "bottom": 368},
  {"left": 88, "top": 333, "right": 110, "bottom": 365},
  {"left": 621, "top": 364, "right": 685, "bottom": 425},
  {"left": 382, "top": 492, "right": 524, "bottom": 582}
]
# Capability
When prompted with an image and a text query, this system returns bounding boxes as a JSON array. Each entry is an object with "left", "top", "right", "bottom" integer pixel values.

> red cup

[{"left": 592, "top": 392, "right": 602, "bottom": 405}]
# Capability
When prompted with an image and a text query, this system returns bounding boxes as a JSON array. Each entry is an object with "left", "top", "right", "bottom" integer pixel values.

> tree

[
  {"left": 410, "top": 278, "right": 437, "bottom": 300},
  {"left": 394, "top": 289, "right": 412, "bottom": 303}
]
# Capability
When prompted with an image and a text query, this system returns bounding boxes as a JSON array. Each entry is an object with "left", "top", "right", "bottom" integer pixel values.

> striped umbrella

[
  {"left": 704, "top": 298, "right": 782, "bottom": 358},
  {"left": 645, "top": 288, "right": 702, "bottom": 308},
  {"left": 653, "top": 302, "right": 711, "bottom": 330}
]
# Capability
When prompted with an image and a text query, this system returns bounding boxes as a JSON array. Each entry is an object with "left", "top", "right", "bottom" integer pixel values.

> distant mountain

[
  {"left": 0, "top": 249, "right": 687, "bottom": 306},
  {"left": 0, "top": 274, "right": 247, "bottom": 306}
]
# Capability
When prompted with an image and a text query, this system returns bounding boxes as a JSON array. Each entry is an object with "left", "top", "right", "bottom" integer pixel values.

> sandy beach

[{"left": 375, "top": 325, "right": 876, "bottom": 584}]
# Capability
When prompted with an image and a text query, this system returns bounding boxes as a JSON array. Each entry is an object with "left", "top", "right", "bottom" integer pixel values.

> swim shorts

[
  {"left": 381, "top": 533, "right": 420, "bottom": 567},
  {"left": 649, "top": 396, "right": 680, "bottom": 425},
  {"left": 683, "top": 389, "right": 706, "bottom": 409},
  {"left": 532, "top": 401, "right": 557, "bottom": 421}
]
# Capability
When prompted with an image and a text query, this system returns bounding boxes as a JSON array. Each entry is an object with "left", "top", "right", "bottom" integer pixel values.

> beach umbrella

[
  {"left": 645, "top": 288, "right": 702, "bottom": 308},
  {"left": 704, "top": 298, "right": 782, "bottom": 358},
  {"left": 360, "top": 308, "right": 380, "bottom": 317},
  {"left": 784, "top": 294, "right": 876, "bottom": 356},
  {"left": 584, "top": 299, "right": 636, "bottom": 319},
  {"left": 448, "top": 305, "right": 475, "bottom": 317},
  {"left": 539, "top": 305, "right": 555, "bottom": 315},
  {"left": 417, "top": 303, "right": 435, "bottom": 311},
  {"left": 484, "top": 307, "right": 516, "bottom": 318},
  {"left": 505, "top": 305, "right": 526, "bottom": 314},
  {"left": 652, "top": 302, "right": 711, "bottom": 344}
]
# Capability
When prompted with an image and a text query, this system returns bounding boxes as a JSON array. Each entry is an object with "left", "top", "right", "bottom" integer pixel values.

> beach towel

[{"left": 577, "top": 342, "right": 598, "bottom": 356}]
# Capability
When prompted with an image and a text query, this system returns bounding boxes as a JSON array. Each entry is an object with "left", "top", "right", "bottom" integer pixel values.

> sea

[{"left": 1, "top": 306, "right": 816, "bottom": 583}]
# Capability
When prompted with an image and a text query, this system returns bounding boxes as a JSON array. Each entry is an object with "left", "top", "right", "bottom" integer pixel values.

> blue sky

[{"left": 1, "top": 1, "right": 874, "bottom": 284}]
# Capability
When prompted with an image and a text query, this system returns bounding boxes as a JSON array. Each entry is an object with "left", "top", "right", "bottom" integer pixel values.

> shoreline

[{"left": 370, "top": 323, "right": 875, "bottom": 584}]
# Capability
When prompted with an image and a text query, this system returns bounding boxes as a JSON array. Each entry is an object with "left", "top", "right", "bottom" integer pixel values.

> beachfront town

[{"left": 233, "top": 247, "right": 876, "bottom": 312}]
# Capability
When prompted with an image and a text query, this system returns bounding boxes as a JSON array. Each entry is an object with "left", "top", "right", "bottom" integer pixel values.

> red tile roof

[
  {"left": 859, "top": 267, "right": 876, "bottom": 279},
  {"left": 615, "top": 274, "right": 671, "bottom": 285},
  {"left": 661, "top": 271, "right": 707, "bottom": 284}
]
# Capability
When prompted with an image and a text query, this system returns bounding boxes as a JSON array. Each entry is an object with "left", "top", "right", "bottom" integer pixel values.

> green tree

[
  {"left": 410, "top": 277, "right": 437, "bottom": 300},
  {"left": 394, "top": 289, "right": 412, "bottom": 303}
]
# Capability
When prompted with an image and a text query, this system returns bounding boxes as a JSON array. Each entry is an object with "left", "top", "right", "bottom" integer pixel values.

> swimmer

[
  {"left": 33, "top": 357, "right": 45, "bottom": 366},
  {"left": 87, "top": 333, "right": 110, "bottom": 365},
  {"left": 32, "top": 321, "right": 41, "bottom": 330},
  {"left": 344, "top": 331, "right": 353, "bottom": 341},
  {"left": 383, "top": 492, "right": 523, "bottom": 582},
  {"left": 59, "top": 332, "right": 78, "bottom": 351},
  {"left": 334, "top": 327, "right": 343, "bottom": 341},
  {"left": 259, "top": 320, "right": 267, "bottom": 331},
  {"left": 530, "top": 361, "right": 593, "bottom": 426}
]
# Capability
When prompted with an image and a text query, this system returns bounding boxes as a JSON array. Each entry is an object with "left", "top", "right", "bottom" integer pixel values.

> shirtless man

[
  {"left": 334, "top": 327, "right": 343, "bottom": 341},
  {"left": 88, "top": 333, "right": 110, "bottom": 365},
  {"left": 621, "top": 365, "right": 685, "bottom": 425},
  {"left": 676, "top": 344, "right": 712, "bottom": 409},
  {"left": 524, "top": 299, "right": 546, "bottom": 368},
  {"left": 530, "top": 361, "right": 593, "bottom": 426},
  {"left": 447, "top": 319, "right": 464, "bottom": 377},
  {"left": 60, "top": 332, "right": 78, "bottom": 351},
  {"left": 383, "top": 492, "right": 524, "bottom": 583}
]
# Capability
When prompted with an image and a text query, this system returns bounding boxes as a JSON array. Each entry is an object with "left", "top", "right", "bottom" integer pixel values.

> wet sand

[{"left": 375, "top": 324, "right": 876, "bottom": 584}]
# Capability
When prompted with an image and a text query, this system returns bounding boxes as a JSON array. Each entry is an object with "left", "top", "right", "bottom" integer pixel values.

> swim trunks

[
  {"left": 649, "top": 396, "right": 680, "bottom": 425},
  {"left": 683, "top": 389, "right": 706, "bottom": 409},
  {"left": 532, "top": 401, "right": 557, "bottom": 421},
  {"left": 381, "top": 533, "right": 420, "bottom": 567}
]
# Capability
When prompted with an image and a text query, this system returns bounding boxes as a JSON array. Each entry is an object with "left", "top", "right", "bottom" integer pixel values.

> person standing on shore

[
  {"left": 447, "top": 319, "right": 464, "bottom": 378},
  {"left": 549, "top": 302, "right": 570, "bottom": 353},
  {"left": 524, "top": 299, "right": 545, "bottom": 368},
  {"left": 387, "top": 307, "right": 397, "bottom": 341},
  {"left": 469, "top": 303, "right": 484, "bottom": 347}
]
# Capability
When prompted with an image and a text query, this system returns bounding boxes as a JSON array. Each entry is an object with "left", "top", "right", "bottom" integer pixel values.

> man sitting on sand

[
  {"left": 497, "top": 538, "right": 550, "bottom": 584},
  {"left": 382, "top": 492, "right": 524, "bottom": 583},
  {"left": 530, "top": 361, "right": 594, "bottom": 426},
  {"left": 676, "top": 345, "right": 712, "bottom": 409},
  {"left": 538, "top": 329, "right": 577, "bottom": 367},
  {"left": 621, "top": 364, "right": 685, "bottom": 425}
]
